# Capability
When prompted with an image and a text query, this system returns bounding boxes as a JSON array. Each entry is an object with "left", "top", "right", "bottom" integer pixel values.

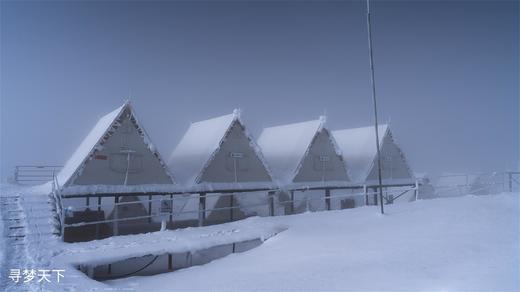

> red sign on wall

[{"left": 94, "top": 155, "right": 108, "bottom": 160}]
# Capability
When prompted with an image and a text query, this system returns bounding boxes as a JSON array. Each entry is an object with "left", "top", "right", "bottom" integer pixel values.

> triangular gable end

[
  {"left": 292, "top": 127, "right": 350, "bottom": 183},
  {"left": 332, "top": 124, "right": 389, "bottom": 183},
  {"left": 257, "top": 119, "right": 324, "bottom": 184},
  {"left": 364, "top": 128, "right": 414, "bottom": 183},
  {"left": 58, "top": 102, "right": 174, "bottom": 187},
  {"left": 196, "top": 117, "right": 273, "bottom": 184}
]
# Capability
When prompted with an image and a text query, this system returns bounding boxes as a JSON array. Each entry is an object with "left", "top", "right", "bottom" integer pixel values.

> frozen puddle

[
  {"left": 53, "top": 217, "right": 287, "bottom": 282},
  {"left": 81, "top": 238, "right": 265, "bottom": 280}
]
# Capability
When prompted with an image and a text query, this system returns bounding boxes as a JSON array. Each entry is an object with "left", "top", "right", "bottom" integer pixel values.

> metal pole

[
  {"left": 366, "top": 0, "right": 384, "bottom": 214},
  {"left": 508, "top": 172, "right": 513, "bottom": 192}
]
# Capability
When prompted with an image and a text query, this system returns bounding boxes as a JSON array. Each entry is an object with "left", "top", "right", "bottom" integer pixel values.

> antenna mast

[{"left": 366, "top": 0, "right": 384, "bottom": 214}]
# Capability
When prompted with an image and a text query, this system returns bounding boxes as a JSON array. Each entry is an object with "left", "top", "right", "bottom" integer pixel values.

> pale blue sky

[{"left": 1, "top": 0, "right": 518, "bottom": 180}]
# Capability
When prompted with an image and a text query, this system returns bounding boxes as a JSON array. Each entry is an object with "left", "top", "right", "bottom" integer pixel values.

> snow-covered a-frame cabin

[
  {"left": 168, "top": 110, "right": 275, "bottom": 225},
  {"left": 257, "top": 117, "right": 350, "bottom": 213},
  {"left": 257, "top": 117, "right": 349, "bottom": 187},
  {"left": 55, "top": 101, "right": 175, "bottom": 241},
  {"left": 332, "top": 124, "right": 416, "bottom": 205}
]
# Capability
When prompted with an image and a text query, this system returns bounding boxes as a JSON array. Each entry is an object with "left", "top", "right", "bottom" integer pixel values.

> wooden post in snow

[
  {"left": 268, "top": 191, "right": 275, "bottom": 216},
  {"left": 290, "top": 190, "right": 295, "bottom": 214},
  {"left": 169, "top": 194, "right": 173, "bottom": 223},
  {"left": 414, "top": 180, "right": 419, "bottom": 201},
  {"left": 364, "top": 185, "right": 368, "bottom": 206},
  {"left": 114, "top": 195, "right": 119, "bottom": 236},
  {"left": 198, "top": 192, "right": 206, "bottom": 227},
  {"left": 96, "top": 196, "right": 101, "bottom": 239},
  {"left": 148, "top": 194, "right": 152, "bottom": 224},
  {"left": 325, "top": 189, "right": 331, "bottom": 211},
  {"left": 229, "top": 194, "right": 234, "bottom": 222}
]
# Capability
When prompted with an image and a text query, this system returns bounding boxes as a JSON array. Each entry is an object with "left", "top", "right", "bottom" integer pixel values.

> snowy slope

[
  {"left": 1, "top": 182, "right": 518, "bottom": 291},
  {"left": 107, "top": 193, "right": 519, "bottom": 291}
]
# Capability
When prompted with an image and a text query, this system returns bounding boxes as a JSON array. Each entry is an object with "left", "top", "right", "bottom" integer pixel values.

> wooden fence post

[
  {"left": 96, "top": 196, "right": 101, "bottom": 239},
  {"left": 114, "top": 195, "right": 119, "bottom": 236},
  {"left": 325, "top": 189, "right": 331, "bottom": 210},
  {"left": 169, "top": 194, "right": 173, "bottom": 223},
  {"left": 198, "top": 192, "right": 206, "bottom": 227},
  {"left": 364, "top": 185, "right": 368, "bottom": 206},
  {"left": 268, "top": 191, "right": 275, "bottom": 216},
  {"left": 229, "top": 194, "right": 234, "bottom": 221},
  {"left": 148, "top": 194, "right": 152, "bottom": 223},
  {"left": 415, "top": 180, "right": 419, "bottom": 200},
  {"left": 290, "top": 190, "right": 295, "bottom": 214}
]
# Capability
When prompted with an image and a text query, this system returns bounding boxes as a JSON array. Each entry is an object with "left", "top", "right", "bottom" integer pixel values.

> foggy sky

[{"left": 1, "top": 0, "right": 518, "bottom": 181}]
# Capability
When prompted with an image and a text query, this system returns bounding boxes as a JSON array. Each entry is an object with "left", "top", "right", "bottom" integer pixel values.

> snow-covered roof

[
  {"left": 332, "top": 124, "right": 389, "bottom": 182},
  {"left": 257, "top": 118, "right": 329, "bottom": 184},
  {"left": 57, "top": 101, "right": 174, "bottom": 187},
  {"left": 168, "top": 110, "right": 273, "bottom": 187}
]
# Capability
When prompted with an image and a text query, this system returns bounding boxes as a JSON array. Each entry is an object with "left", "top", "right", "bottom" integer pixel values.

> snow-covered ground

[{"left": 1, "top": 183, "right": 518, "bottom": 291}]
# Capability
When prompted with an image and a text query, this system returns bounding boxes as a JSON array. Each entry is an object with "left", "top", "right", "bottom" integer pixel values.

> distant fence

[
  {"left": 432, "top": 171, "right": 519, "bottom": 197},
  {"left": 14, "top": 165, "right": 62, "bottom": 184}
]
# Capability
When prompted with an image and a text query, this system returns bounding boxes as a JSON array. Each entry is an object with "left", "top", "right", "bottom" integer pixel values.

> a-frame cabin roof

[
  {"left": 168, "top": 110, "right": 273, "bottom": 188},
  {"left": 257, "top": 117, "right": 348, "bottom": 185},
  {"left": 57, "top": 101, "right": 174, "bottom": 189},
  {"left": 332, "top": 124, "right": 414, "bottom": 184}
]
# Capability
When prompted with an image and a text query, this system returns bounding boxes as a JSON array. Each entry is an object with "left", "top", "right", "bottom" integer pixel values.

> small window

[{"left": 313, "top": 155, "right": 334, "bottom": 171}]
